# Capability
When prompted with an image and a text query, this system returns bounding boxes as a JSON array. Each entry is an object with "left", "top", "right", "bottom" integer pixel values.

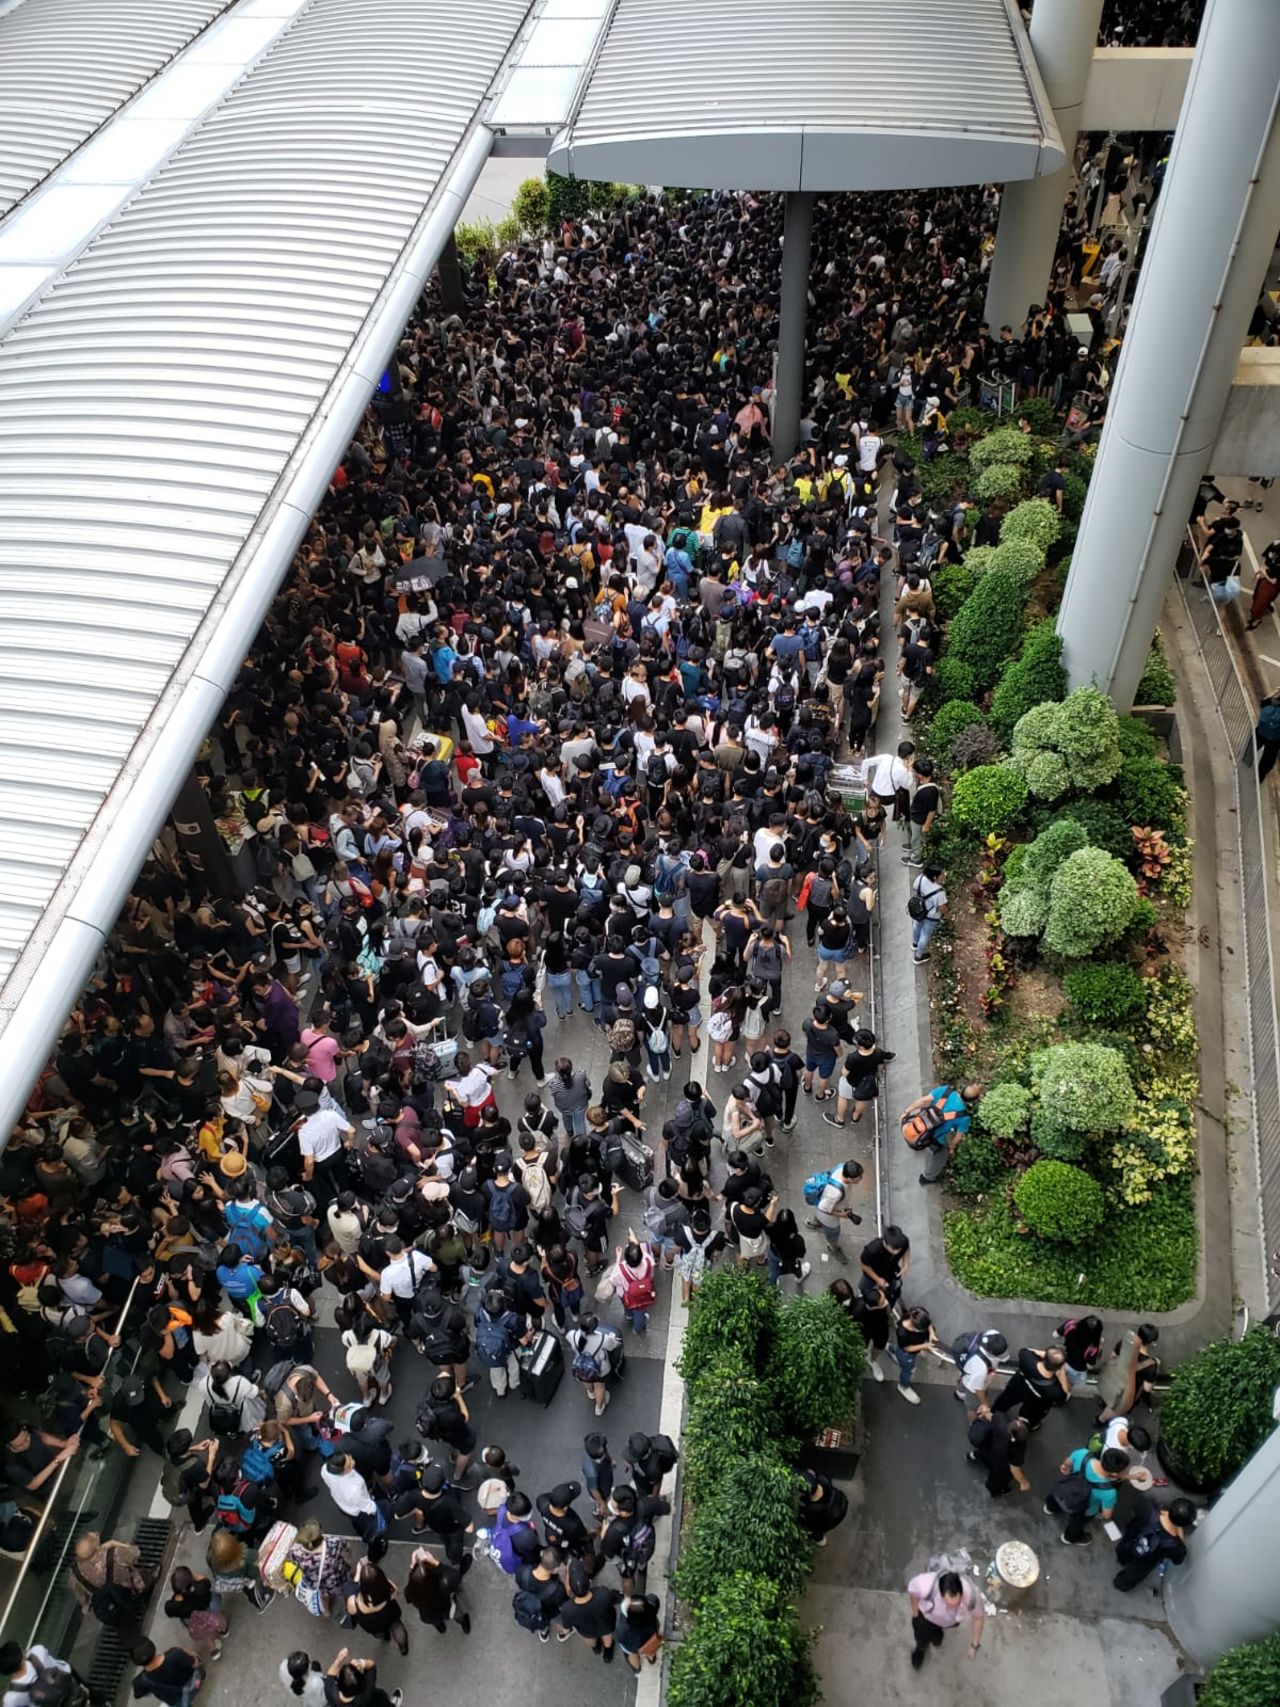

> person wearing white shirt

[
  {"left": 321, "top": 1453, "right": 382, "bottom": 1540},
  {"left": 445, "top": 1059, "right": 498, "bottom": 1121},
  {"left": 460, "top": 703, "right": 495, "bottom": 758},
  {"left": 378, "top": 1240, "right": 437, "bottom": 1329},
  {"left": 1, "top": 1644, "right": 71, "bottom": 1707},
  {"left": 856, "top": 426, "right": 882, "bottom": 474},
  {"left": 538, "top": 765, "right": 567, "bottom": 810},
  {"left": 865, "top": 745, "right": 915, "bottom": 818},
  {"left": 296, "top": 1105, "right": 353, "bottom": 1206}
]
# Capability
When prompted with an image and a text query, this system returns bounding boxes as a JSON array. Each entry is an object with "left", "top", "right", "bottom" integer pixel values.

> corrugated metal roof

[
  {"left": 548, "top": 0, "right": 1066, "bottom": 191},
  {"left": 0, "top": 0, "right": 233, "bottom": 221},
  {"left": 0, "top": 0, "right": 529, "bottom": 1033}
]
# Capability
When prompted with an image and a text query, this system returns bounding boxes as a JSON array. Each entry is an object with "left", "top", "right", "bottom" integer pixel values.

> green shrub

[
  {"left": 1000, "top": 499, "right": 1062, "bottom": 555},
  {"left": 1013, "top": 398, "right": 1060, "bottom": 436},
  {"left": 1116, "top": 716, "right": 1158, "bottom": 762},
  {"left": 1044, "top": 845, "right": 1141, "bottom": 957},
  {"left": 1063, "top": 962, "right": 1147, "bottom": 1027},
  {"left": 948, "top": 405, "right": 997, "bottom": 437},
  {"left": 1109, "top": 755, "right": 1185, "bottom": 833},
  {"left": 1135, "top": 632, "right": 1177, "bottom": 707},
  {"left": 999, "top": 884, "right": 1048, "bottom": 937},
  {"left": 932, "top": 560, "right": 979, "bottom": 621},
  {"left": 1041, "top": 797, "right": 1134, "bottom": 862},
  {"left": 921, "top": 699, "right": 985, "bottom": 765},
  {"left": 546, "top": 168, "right": 590, "bottom": 225},
  {"left": 495, "top": 213, "right": 522, "bottom": 248},
  {"left": 1030, "top": 1107, "right": 1088, "bottom": 1161},
  {"left": 1062, "top": 470, "right": 1089, "bottom": 521},
  {"left": 1160, "top": 1327, "right": 1280, "bottom": 1488},
  {"left": 950, "top": 763, "right": 1029, "bottom": 835},
  {"left": 977, "top": 1082, "right": 1032, "bottom": 1140},
  {"left": 453, "top": 219, "right": 496, "bottom": 265},
  {"left": 948, "top": 569, "right": 1028, "bottom": 692},
  {"left": 989, "top": 620, "right": 1067, "bottom": 740},
  {"left": 513, "top": 176, "right": 549, "bottom": 231},
  {"left": 935, "top": 655, "right": 977, "bottom": 703},
  {"left": 1023, "top": 818, "right": 1089, "bottom": 882},
  {"left": 681, "top": 1352, "right": 771, "bottom": 1504},
  {"left": 974, "top": 462, "right": 1026, "bottom": 503},
  {"left": 1011, "top": 686, "right": 1123, "bottom": 801},
  {"left": 916, "top": 452, "right": 971, "bottom": 506},
  {"left": 988, "top": 538, "right": 1046, "bottom": 588},
  {"left": 945, "top": 1177, "right": 1196, "bottom": 1310},
  {"left": 948, "top": 1132, "right": 1010, "bottom": 1198},
  {"left": 679, "top": 1262, "right": 777, "bottom": 1382},
  {"left": 673, "top": 1453, "right": 811, "bottom": 1608},
  {"left": 961, "top": 545, "right": 998, "bottom": 579},
  {"left": 1030, "top": 1040, "right": 1136, "bottom": 1132},
  {"left": 668, "top": 1574, "right": 818, "bottom": 1707},
  {"left": 969, "top": 426, "right": 1037, "bottom": 474},
  {"left": 1014, "top": 1160, "right": 1106, "bottom": 1244},
  {"left": 1199, "top": 1633, "right": 1280, "bottom": 1707},
  {"left": 765, "top": 1292, "right": 866, "bottom": 1439}
]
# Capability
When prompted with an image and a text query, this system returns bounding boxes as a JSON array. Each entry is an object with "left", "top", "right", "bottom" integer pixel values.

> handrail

[
  {"left": 1174, "top": 527, "right": 1280, "bottom": 1310},
  {"left": 0, "top": 1272, "right": 143, "bottom": 1644}
]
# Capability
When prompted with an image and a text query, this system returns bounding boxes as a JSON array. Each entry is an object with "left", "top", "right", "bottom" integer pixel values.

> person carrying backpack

[
  {"left": 624, "top": 1432, "right": 679, "bottom": 1498},
  {"left": 569, "top": 1313, "right": 621, "bottom": 1418},
  {"left": 744, "top": 925, "right": 790, "bottom": 1020},
  {"left": 257, "top": 1268, "right": 313, "bottom": 1362},
  {"left": 901, "top": 1081, "right": 981, "bottom": 1184},
  {"left": 610, "top": 1240, "right": 656, "bottom": 1335},
  {"left": 482, "top": 1155, "right": 531, "bottom": 1255},
  {"left": 69, "top": 1533, "right": 153, "bottom": 1628},
  {"left": 599, "top": 1486, "right": 668, "bottom": 1593},
  {"left": 801, "top": 1161, "right": 864, "bottom": 1264},
  {"left": 199, "top": 1363, "right": 265, "bottom": 1440},
  {"left": 952, "top": 1329, "right": 1009, "bottom": 1417},
  {"left": 473, "top": 1287, "right": 529, "bottom": 1398}
]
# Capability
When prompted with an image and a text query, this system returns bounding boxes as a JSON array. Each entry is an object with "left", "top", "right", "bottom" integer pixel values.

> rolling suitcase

[
  {"left": 518, "top": 1330, "right": 564, "bottom": 1407},
  {"left": 616, "top": 1133, "right": 654, "bottom": 1193}
]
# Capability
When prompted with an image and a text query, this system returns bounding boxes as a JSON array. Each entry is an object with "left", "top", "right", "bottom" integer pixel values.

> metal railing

[
  {"left": 0, "top": 1275, "right": 143, "bottom": 1651},
  {"left": 1173, "top": 537, "right": 1280, "bottom": 1308}
]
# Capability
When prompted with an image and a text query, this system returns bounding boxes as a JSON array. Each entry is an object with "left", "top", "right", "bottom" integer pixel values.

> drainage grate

[{"left": 84, "top": 1518, "right": 173, "bottom": 1705}]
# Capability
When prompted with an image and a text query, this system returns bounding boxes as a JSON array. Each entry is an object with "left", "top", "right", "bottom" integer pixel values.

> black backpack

[
  {"left": 74, "top": 1551, "right": 134, "bottom": 1629},
  {"left": 265, "top": 1299, "right": 303, "bottom": 1351},
  {"left": 619, "top": 1518, "right": 657, "bottom": 1576},
  {"left": 753, "top": 1077, "right": 782, "bottom": 1119},
  {"left": 512, "top": 1587, "right": 547, "bottom": 1630},
  {"left": 207, "top": 1395, "right": 242, "bottom": 1437},
  {"left": 646, "top": 753, "right": 668, "bottom": 791}
]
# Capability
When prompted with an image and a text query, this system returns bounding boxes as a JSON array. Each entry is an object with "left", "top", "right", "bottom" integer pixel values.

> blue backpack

[{"left": 802, "top": 1168, "right": 841, "bottom": 1207}]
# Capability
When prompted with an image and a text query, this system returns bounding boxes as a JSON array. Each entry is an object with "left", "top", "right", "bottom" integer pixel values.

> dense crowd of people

[{"left": 0, "top": 175, "right": 1192, "bottom": 1705}]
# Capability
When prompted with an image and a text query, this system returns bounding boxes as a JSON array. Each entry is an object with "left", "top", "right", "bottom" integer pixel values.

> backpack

[
  {"left": 263, "top": 1358, "right": 296, "bottom": 1399},
  {"left": 752, "top": 1076, "right": 781, "bottom": 1119},
  {"left": 486, "top": 1180, "right": 520, "bottom": 1231},
  {"left": 950, "top": 1330, "right": 998, "bottom": 1374},
  {"left": 512, "top": 1587, "right": 547, "bottom": 1631},
  {"left": 474, "top": 1309, "right": 512, "bottom": 1362},
  {"left": 571, "top": 1338, "right": 606, "bottom": 1382},
  {"left": 802, "top": 1168, "right": 841, "bottom": 1207},
  {"left": 619, "top": 1519, "right": 656, "bottom": 1576},
  {"left": 762, "top": 876, "right": 789, "bottom": 919},
  {"left": 646, "top": 753, "right": 668, "bottom": 791},
  {"left": 786, "top": 537, "right": 805, "bottom": 569},
  {"left": 1051, "top": 1470, "right": 1095, "bottom": 1515},
  {"left": 208, "top": 1394, "right": 243, "bottom": 1437},
  {"left": 565, "top": 1201, "right": 591, "bottom": 1242},
  {"left": 75, "top": 1551, "right": 134, "bottom": 1629},
  {"left": 649, "top": 1434, "right": 679, "bottom": 1475},
  {"left": 901, "top": 1099, "right": 949, "bottom": 1149},
  {"left": 265, "top": 1299, "right": 304, "bottom": 1352},
  {"left": 608, "top": 1017, "right": 636, "bottom": 1054}
]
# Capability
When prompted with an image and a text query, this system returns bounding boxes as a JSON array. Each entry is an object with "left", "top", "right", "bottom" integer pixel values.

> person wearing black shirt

[
  {"left": 515, "top": 1545, "right": 569, "bottom": 1644},
  {"left": 967, "top": 1409, "right": 1031, "bottom": 1497},
  {"left": 395, "top": 1465, "right": 473, "bottom": 1564},
  {"left": 557, "top": 1561, "right": 621, "bottom": 1662},
  {"left": 992, "top": 1346, "right": 1071, "bottom": 1427},
  {"left": 1112, "top": 1496, "right": 1194, "bottom": 1591},
  {"left": 536, "top": 1481, "right": 595, "bottom": 1567},
  {"left": 129, "top": 1640, "right": 200, "bottom": 1707},
  {"left": 859, "top": 1225, "right": 911, "bottom": 1300},
  {"left": 905, "top": 757, "right": 940, "bottom": 865}
]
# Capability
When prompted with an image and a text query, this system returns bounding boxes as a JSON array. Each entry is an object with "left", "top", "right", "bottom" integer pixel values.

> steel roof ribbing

[
  {"left": 550, "top": 0, "right": 1062, "bottom": 190},
  {"left": 0, "top": 0, "right": 528, "bottom": 1005},
  {"left": 0, "top": 0, "right": 232, "bottom": 219}
]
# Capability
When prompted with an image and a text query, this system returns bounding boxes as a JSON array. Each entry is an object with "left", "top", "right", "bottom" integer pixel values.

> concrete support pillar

[
  {"left": 772, "top": 190, "right": 814, "bottom": 462},
  {"left": 171, "top": 771, "right": 238, "bottom": 898},
  {"left": 437, "top": 231, "right": 463, "bottom": 312},
  {"left": 1166, "top": 1421, "right": 1280, "bottom": 1666},
  {"left": 984, "top": 0, "right": 1104, "bottom": 331},
  {"left": 1057, "top": 0, "right": 1280, "bottom": 705}
]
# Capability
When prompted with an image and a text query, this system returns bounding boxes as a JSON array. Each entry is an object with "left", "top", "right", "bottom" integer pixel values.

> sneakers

[
  {"left": 830, "top": 1244, "right": 849, "bottom": 1265},
  {"left": 804, "top": 1218, "right": 822, "bottom": 1230},
  {"left": 538, "top": 1629, "right": 550, "bottom": 1644},
  {"left": 914, "top": 951, "right": 931, "bottom": 964},
  {"left": 594, "top": 1393, "right": 610, "bottom": 1417},
  {"left": 1061, "top": 1530, "right": 1093, "bottom": 1546},
  {"left": 822, "top": 1112, "right": 846, "bottom": 1129},
  {"left": 910, "top": 1648, "right": 926, "bottom": 1671},
  {"left": 897, "top": 1385, "right": 921, "bottom": 1404},
  {"left": 869, "top": 1357, "right": 885, "bottom": 1382},
  {"left": 556, "top": 1628, "right": 573, "bottom": 1643},
  {"left": 391, "top": 1693, "right": 404, "bottom": 1706}
]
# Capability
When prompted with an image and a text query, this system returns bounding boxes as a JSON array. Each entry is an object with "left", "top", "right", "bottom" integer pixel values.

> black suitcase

[
  {"left": 616, "top": 1133, "right": 654, "bottom": 1193},
  {"left": 518, "top": 1330, "right": 564, "bottom": 1406}
]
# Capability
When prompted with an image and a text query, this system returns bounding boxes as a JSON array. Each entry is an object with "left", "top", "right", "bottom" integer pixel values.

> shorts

[
  {"left": 676, "top": 1004, "right": 703, "bottom": 1027},
  {"left": 805, "top": 1052, "right": 836, "bottom": 1078},
  {"left": 818, "top": 943, "right": 849, "bottom": 962}
]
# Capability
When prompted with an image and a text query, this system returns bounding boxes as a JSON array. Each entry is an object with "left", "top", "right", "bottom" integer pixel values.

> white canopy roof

[{"left": 548, "top": 0, "right": 1066, "bottom": 191}]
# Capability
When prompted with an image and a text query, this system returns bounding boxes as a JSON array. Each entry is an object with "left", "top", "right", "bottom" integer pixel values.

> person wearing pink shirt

[{"left": 300, "top": 1011, "right": 342, "bottom": 1084}]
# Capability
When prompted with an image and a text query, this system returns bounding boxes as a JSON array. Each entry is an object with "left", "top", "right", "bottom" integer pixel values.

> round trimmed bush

[
  {"left": 1030, "top": 1040, "right": 1136, "bottom": 1133},
  {"left": 932, "top": 559, "right": 979, "bottom": 621},
  {"left": 999, "top": 498, "right": 1062, "bottom": 555},
  {"left": 988, "top": 538, "right": 1046, "bottom": 587},
  {"left": 1011, "top": 687, "right": 1123, "bottom": 800},
  {"left": 948, "top": 568, "right": 1028, "bottom": 692},
  {"left": 1044, "top": 846, "right": 1141, "bottom": 957},
  {"left": 1014, "top": 1160, "right": 1105, "bottom": 1244},
  {"left": 969, "top": 426, "right": 1037, "bottom": 474},
  {"left": 998, "top": 884, "right": 1047, "bottom": 938},
  {"left": 1109, "top": 755, "right": 1185, "bottom": 832},
  {"left": 950, "top": 763, "right": 1029, "bottom": 835},
  {"left": 974, "top": 462, "right": 1026, "bottom": 503},
  {"left": 978, "top": 1082, "right": 1032, "bottom": 1140}
]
